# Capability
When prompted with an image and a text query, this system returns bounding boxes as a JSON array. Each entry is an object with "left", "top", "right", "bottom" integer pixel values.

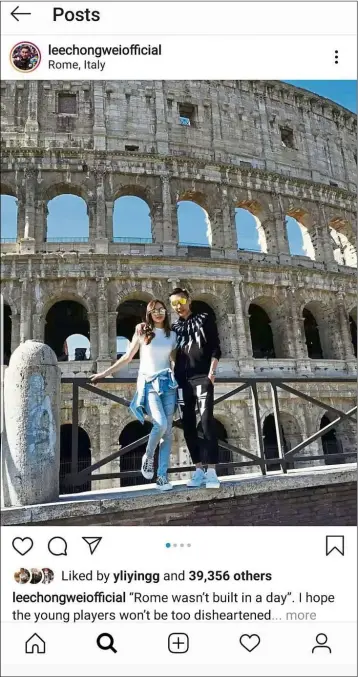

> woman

[{"left": 90, "top": 300, "right": 177, "bottom": 491}]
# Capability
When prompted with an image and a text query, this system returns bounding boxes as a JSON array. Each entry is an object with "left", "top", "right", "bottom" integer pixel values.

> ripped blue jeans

[{"left": 144, "top": 376, "right": 177, "bottom": 479}]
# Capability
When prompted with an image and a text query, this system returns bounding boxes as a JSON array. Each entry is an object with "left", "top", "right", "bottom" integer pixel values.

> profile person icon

[
  {"left": 10, "top": 42, "right": 41, "bottom": 73},
  {"left": 312, "top": 633, "right": 331, "bottom": 653}
]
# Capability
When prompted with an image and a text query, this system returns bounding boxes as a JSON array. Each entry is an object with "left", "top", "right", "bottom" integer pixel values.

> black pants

[{"left": 178, "top": 376, "right": 219, "bottom": 465}]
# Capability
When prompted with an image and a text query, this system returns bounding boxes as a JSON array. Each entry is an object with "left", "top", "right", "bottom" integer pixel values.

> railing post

[
  {"left": 270, "top": 383, "right": 288, "bottom": 473},
  {"left": 250, "top": 382, "right": 266, "bottom": 475},
  {"left": 71, "top": 382, "right": 79, "bottom": 479}
]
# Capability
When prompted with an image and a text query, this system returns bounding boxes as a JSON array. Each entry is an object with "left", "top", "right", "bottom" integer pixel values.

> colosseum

[{"left": 1, "top": 80, "right": 357, "bottom": 517}]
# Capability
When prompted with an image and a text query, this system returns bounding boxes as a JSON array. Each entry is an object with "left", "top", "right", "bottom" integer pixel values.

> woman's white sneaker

[
  {"left": 205, "top": 468, "right": 220, "bottom": 488},
  {"left": 187, "top": 468, "right": 206, "bottom": 487},
  {"left": 141, "top": 453, "right": 154, "bottom": 480},
  {"left": 156, "top": 476, "right": 173, "bottom": 491}
]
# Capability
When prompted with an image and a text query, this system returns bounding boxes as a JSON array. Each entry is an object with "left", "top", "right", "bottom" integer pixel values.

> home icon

[{"left": 25, "top": 633, "right": 46, "bottom": 654}]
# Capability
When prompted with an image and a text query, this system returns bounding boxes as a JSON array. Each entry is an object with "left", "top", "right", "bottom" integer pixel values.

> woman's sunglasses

[{"left": 150, "top": 308, "right": 166, "bottom": 315}]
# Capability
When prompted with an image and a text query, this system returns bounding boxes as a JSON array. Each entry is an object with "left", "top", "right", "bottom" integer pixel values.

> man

[
  {"left": 13, "top": 46, "right": 35, "bottom": 71},
  {"left": 170, "top": 287, "right": 221, "bottom": 488}
]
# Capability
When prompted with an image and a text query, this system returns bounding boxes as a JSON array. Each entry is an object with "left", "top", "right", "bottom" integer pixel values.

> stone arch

[
  {"left": 59, "top": 412, "right": 96, "bottom": 458},
  {"left": 248, "top": 296, "right": 286, "bottom": 358},
  {"left": 235, "top": 199, "right": 267, "bottom": 253},
  {"left": 328, "top": 215, "right": 355, "bottom": 242},
  {"left": 301, "top": 301, "right": 325, "bottom": 359},
  {"left": 114, "top": 290, "right": 154, "bottom": 310},
  {"left": 279, "top": 411, "right": 305, "bottom": 445},
  {"left": 59, "top": 424, "right": 92, "bottom": 494},
  {"left": 212, "top": 410, "right": 239, "bottom": 441},
  {"left": 286, "top": 207, "right": 316, "bottom": 259},
  {"left": 328, "top": 216, "right": 357, "bottom": 268},
  {"left": 178, "top": 189, "right": 209, "bottom": 212},
  {"left": 319, "top": 413, "right": 344, "bottom": 465},
  {"left": 116, "top": 295, "right": 152, "bottom": 353},
  {"left": 44, "top": 183, "right": 88, "bottom": 202},
  {"left": 113, "top": 190, "right": 153, "bottom": 243},
  {"left": 0, "top": 181, "right": 17, "bottom": 198},
  {"left": 118, "top": 420, "right": 153, "bottom": 487},
  {"left": 113, "top": 184, "right": 153, "bottom": 208},
  {"left": 349, "top": 306, "right": 357, "bottom": 357},
  {"left": 177, "top": 190, "right": 212, "bottom": 246},
  {"left": 111, "top": 407, "right": 134, "bottom": 435},
  {"left": 45, "top": 184, "right": 89, "bottom": 242},
  {"left": 1, "top": 289, "right": 19, "bottom": 318},
  {"left": 262, "top": 412, "right": 301, "bottom": 471},
  {"left": 1, "top": 191, "right": 18, "bottom": 241},
  {"left": 44, "top": 298, "right": 90, "bottom": 360},
  {"left": 263, "top": 410, "right": 303, "bottom": 469},
  {"left": 39, "top": 290, "right": 94, "bottom": 319},
  {"left": 77, "top": 412, "right": 97, "bottom": 442},
  {"left": 190, "top": 295, "right": 217, "bottom": 320}
]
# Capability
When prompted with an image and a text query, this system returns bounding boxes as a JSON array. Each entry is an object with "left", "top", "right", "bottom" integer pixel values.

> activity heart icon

[
  {"left": 12, "top": 537, "right": 34, "bottom": 556},
  {"left": 239, "top": 634, "right": 261, "bottom": 652}
]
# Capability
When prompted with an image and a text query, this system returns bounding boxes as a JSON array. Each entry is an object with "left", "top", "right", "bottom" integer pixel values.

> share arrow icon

[{"left": 82, "top": 537, "right": 102, "bottom": 555}]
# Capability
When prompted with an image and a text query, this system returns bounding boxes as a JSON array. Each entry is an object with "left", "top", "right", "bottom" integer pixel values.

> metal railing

[
  {"left": 112, "top": 237, "right": 153, "bottom": 244},
  {"left": 180, "top": 242, "right": 211, "bottom": 247},
  {"left": 60, "top": 376, "right": 357, "bottom": 492},
  {"left": 46, "top": 237, "right": 89, "bottom": 243},
  {"left": 238, "top": 247, "right": 264, "bottom": 253},
  {"left": 1, "top": 238, "right": 17, "bottom": 243}
]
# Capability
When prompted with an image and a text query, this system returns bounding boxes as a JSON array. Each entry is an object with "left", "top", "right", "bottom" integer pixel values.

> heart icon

[
  {"left": 12, "top": 537, "right": 34, "bottom": 556},
  {"left": 239, "top": 634, "right": 261, "bottom": 652}
]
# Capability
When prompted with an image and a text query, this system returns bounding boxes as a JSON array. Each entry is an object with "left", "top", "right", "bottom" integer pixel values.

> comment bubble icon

[{"left": 48, "top": 537, "right": 68, "bottom": 556}]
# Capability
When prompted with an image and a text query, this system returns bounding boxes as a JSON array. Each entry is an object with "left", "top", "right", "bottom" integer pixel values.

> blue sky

[
  {"left": 1, "top": 80, "right": 356, "bottom": 254},
  {"left": 284, "top": 80, "right": 356, "bottom": 114}
]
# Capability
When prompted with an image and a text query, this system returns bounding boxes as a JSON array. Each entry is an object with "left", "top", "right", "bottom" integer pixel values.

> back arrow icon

[{"left": 11, "top": 5, "right": 32, "bottom": 21}]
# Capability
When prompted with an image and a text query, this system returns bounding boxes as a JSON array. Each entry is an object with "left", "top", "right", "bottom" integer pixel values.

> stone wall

[
  {"left": 1, "top": 80, "right": 356, "bottom": 189},
  {"left": 2, "top": 467, "right": 356, "bottom": 527},
  {"left": 65, "top": 482, "right": 356, "bottom": 527}
]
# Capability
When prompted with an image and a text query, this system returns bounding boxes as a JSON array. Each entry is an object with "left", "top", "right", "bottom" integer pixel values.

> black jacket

[{"left": 171, "top": 312, "right": 222, "bottom": 384}]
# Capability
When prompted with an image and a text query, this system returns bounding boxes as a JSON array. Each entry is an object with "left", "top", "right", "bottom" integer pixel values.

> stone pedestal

[
  {"left": 95, "top": 238, "right": 109, "bottom": 254},
  {"left": 96, "top": 359, "right": 113, "bottom": 373},
  {"left": 19, "top": 238, "right": 35, "bottom": 254},
  {"left": 1, "top": 340, "right": 61, "bottom": 507}
]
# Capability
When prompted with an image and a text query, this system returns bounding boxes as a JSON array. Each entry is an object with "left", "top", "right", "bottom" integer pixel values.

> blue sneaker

[
  {"left": 205, "top": 468, "right": 220, "bottom": 489},
  {"left": 187, "top": 468, "right": 206, "bottom": 487}
]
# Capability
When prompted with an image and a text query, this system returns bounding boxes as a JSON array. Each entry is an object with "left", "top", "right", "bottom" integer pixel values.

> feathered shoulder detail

[{"left": 172, "top": 313, "right": 208, "bottom": 351}]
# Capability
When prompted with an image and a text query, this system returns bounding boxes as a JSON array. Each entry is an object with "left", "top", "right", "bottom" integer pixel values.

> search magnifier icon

[{"left": 96, "top": 633, "right": 117, "bottom": 653}]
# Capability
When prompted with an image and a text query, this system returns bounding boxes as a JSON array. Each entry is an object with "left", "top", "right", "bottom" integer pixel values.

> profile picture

[
  {"left": 42, "top": 568, "right": 55, "bottom": 584},
  {"left": 14, "top": 568, "right": 31, "bottom": 584},
  {"left": 10, "top": 42, "right": 41, "bottom": 73},
  {"left": 29, "top": 568, "right": 43, "bottom": 584}
]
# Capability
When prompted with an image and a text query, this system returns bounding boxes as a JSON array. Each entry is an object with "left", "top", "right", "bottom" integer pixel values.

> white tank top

[{"left": 138, "top": 328, "right": 177, "bottom": 377}]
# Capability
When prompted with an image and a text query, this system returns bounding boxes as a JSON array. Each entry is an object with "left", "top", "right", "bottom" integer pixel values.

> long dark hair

[{"left": 142, "top": 299, "right": 171, "bottom": 345}]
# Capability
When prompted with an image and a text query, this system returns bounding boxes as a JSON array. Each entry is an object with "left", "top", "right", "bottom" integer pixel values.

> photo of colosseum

[{"left": 1, "top": 80, "right": 356, "bottom": 526}]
